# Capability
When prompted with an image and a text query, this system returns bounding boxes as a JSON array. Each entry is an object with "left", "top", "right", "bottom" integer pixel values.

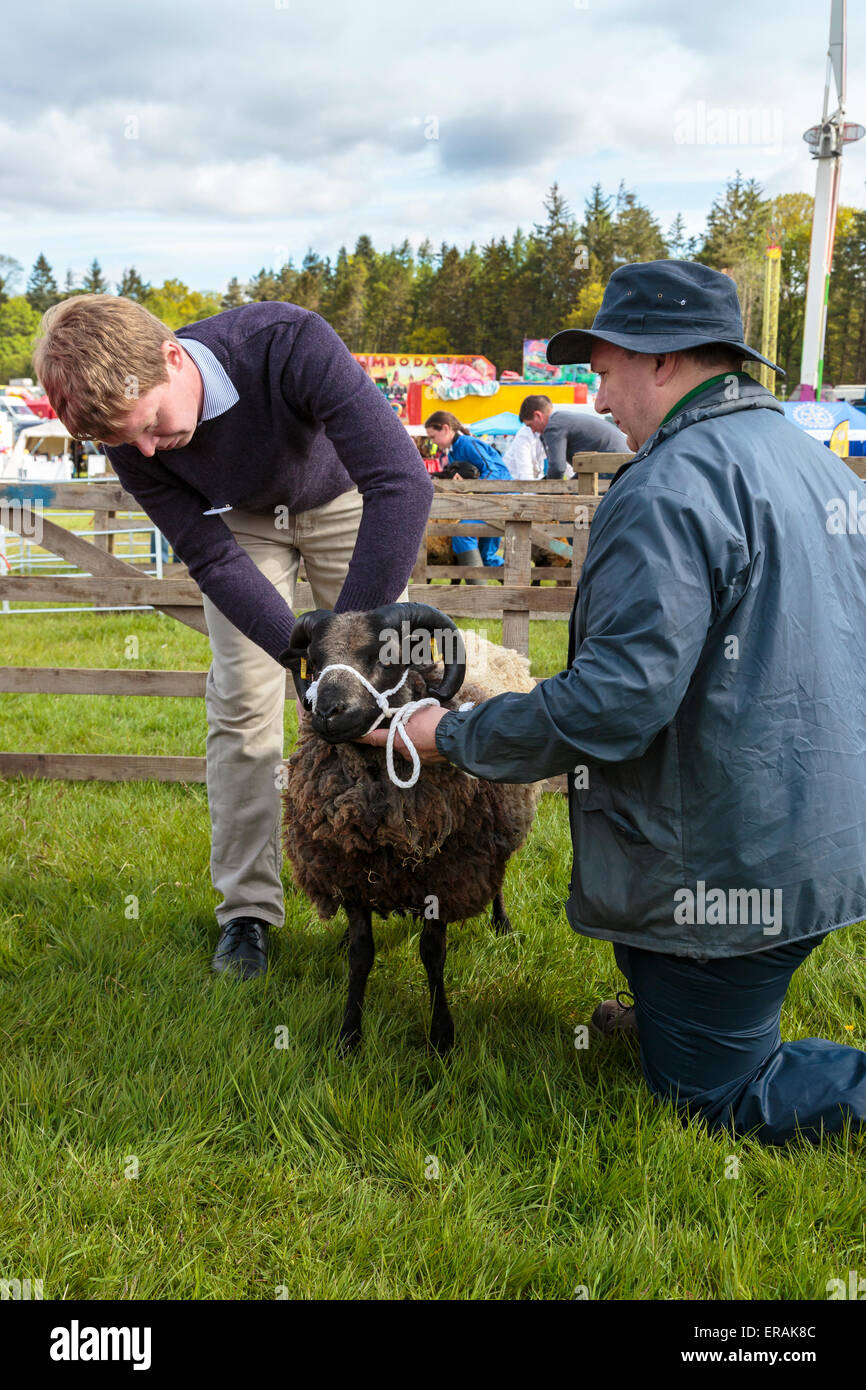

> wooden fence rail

[{"left": 0, "top": 463, "right": 620, "bottom": 785}]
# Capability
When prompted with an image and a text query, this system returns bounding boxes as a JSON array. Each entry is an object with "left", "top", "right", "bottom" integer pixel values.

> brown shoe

[{"left": 590, "top": 990, "right": 638, "bottom": 1037}]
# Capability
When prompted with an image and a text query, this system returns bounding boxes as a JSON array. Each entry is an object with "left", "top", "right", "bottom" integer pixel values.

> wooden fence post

[
  {"left": 502, "top": 517, "right": 532, "bottom": 655},
  {"left": 91, "top": 506, "right": 115, "bottom": 553},
  {"left": 575, "top": 469, "right": 599, "bottom": 496},
  {"left": 411, "top": 535, "right": 427, "bottom": 585},
  {"left": 571, "top": 467, "right": 598, "bottom": 585}
]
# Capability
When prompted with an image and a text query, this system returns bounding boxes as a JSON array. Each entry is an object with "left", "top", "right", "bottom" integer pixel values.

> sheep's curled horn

[
  {"left": 280, "top": 603, "right": 466, "bottom": 706},
  {"left": 372, "top": 602, "right": 467, "bottom": 701}
]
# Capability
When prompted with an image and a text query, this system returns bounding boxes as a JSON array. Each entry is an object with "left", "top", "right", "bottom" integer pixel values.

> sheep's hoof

[
  {"left": 429, "top": 1020, "right": 455, "bottom": 1056},
  {"left": 337, "top": 1025, "right": 361, "bottom": 1055}
]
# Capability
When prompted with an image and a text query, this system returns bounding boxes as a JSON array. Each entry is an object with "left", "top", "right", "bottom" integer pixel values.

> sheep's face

[
  {"left": 305, "top": 613, "right": 416, "bottom": 743},
  {"left": 284, "top": 604, "right": 466, "bottom": 743}
]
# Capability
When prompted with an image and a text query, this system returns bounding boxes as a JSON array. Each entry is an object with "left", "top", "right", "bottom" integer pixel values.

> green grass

[{"left": 0, "top": 610, "right": 864, "bottom": 1300}]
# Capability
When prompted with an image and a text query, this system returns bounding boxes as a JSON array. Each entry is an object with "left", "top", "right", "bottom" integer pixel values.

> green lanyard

[{"left": 659, "top": 372, "right": 749, "bottom": 427}]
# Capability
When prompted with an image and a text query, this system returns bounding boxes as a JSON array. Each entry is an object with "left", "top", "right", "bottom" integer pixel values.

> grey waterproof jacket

[{"left": 435, "top": 374, "right": 866, "bottom": 957}]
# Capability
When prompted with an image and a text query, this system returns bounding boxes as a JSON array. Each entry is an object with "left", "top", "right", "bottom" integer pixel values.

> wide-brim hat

[{"left": 547, "top": 259, "right": 785, "bottom": 376}]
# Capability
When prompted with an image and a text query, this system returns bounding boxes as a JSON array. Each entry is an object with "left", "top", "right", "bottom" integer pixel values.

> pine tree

[
  {"left": 475, "top": 237, "right": 518, "bottom": 370},
  {"left": 82, "top": 258, "right": 109, "bottom": 294},
  {"left": 118, "top": 266, "right": 151, "bottom": 301},
  {"left": 407, "top": 239, "right": 437, "bottom": 344},
  {"left": 293, "top": 249, "right": 330, "bottom": 313},
  {"left": 274, "top": 261, "right": 299, "bottom": 301},
  {"left": 394, "top": 238, "right": 413, "bottom": 269},
  {"left": 26, "top": 253, "right": 59, "bottom": 313},
  {"left": 328, "top": 247, "right": 368, "bottom": 349},
  {"left": 247, "top": 267, "right": 282, "bottom": 301},
  {"left": 613, "top": 187, "right": 667, "bottom": 267},
  {"left": 697, "top": 173, "right": 770, "bottom": 343},
  {"left": 580, "top": 185, "right": 616, "bottom": 284},
  {"left": 425, "top": 244, "right": 481, "bottom": 355},
  {"left": 698, "top": 172, "right": 768, "bottom": 269},
  {"left": 502, "top": 227, "right": 540, "bottom": 359},
  {"left": 221, "top": 277, "right": 247, "bottom": 309},
  {"left": 364, "top": 243, "right": 413, "bottom": 350},
  {"left": 665, "top": 213, "right": 689, "bottom": 259},
  {"left": 353, "top": 235, "right": 377, "bottom": 274},
  {"left": 530, "top": 183, "right": 583, "bottom": 334}
]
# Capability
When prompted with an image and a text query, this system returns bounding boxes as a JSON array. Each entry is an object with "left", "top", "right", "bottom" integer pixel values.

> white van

[{"left": 832, "top": 385, "right": 866, "bottom": 406}]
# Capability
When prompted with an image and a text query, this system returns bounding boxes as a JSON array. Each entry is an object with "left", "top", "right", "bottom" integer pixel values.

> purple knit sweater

[{"left": 103, "top": 303, "right": 434, "bottom": 663}]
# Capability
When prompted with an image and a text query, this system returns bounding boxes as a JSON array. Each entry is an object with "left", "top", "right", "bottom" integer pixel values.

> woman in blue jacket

[{"left": 425, "top": 410, "right": 507, "bottom": 577}]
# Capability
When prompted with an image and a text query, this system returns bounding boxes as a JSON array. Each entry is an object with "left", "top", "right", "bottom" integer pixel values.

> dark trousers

[{"left": 613, "top": 933, "right": 866, "bottom": 1145}]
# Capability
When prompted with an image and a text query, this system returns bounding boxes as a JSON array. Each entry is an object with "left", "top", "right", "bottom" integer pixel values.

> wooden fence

[{"left": 0, "top": 459, "right": 621, "bottom": 785}]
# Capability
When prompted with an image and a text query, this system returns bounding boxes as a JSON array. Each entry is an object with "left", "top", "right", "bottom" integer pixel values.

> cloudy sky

[{"left": 2, "top": 0, "right": 865, "bottom": 296}]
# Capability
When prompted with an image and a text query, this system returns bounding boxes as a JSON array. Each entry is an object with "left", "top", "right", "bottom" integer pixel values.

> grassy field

[{"left": 0, "top": 604, "right": 864, "bottom": 1300}]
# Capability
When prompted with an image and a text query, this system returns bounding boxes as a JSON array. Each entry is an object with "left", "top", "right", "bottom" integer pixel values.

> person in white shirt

[
  {"left": 504, "top": 394, "right": 628, "bottom": 480},
  {"left": 503, "top": 395, "right": 550, "bottom": 479}
]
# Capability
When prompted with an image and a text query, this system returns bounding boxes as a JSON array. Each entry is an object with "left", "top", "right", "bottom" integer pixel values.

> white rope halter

[{"left": 305, "top": 662, "right": 473, "bottom": 789}]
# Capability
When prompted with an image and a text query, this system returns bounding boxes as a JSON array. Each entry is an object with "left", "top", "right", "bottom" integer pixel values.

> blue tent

[
  {"left": 469, "top": 411, "right": 522, "bottom": 437},
  {"left": 783, "top": 401, "right": 866, "bottom": 456}
]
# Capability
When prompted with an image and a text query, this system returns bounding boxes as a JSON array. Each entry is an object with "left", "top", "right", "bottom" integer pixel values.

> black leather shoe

[{"left": 211, "top": 917, "right": 269, "bottom": 979}]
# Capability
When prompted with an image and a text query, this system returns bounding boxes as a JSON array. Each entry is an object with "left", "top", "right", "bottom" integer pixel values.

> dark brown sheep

[{"left": 278, "top": 604, "right": 540, "bottom": 1054}]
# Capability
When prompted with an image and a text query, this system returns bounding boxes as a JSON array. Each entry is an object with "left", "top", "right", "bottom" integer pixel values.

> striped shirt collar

[{"left": 179, "top": 336, "right": 239, "bottom": 423}]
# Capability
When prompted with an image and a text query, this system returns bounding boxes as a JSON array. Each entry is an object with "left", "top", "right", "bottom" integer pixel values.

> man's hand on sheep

[{"left": 356, "top": 705, "right": 449, "bottom": 764}]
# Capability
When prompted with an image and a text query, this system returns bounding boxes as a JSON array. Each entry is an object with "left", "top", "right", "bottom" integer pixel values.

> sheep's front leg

[
  {"left": 339, "top": 904, "right": 375, "bottom": 1053},
  {"left": 419, "top": 918, "right": 454, "bottom": 1054}
]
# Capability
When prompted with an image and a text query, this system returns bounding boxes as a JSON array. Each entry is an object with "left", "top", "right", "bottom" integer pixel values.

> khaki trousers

[{"left": 201, "top": 486, "right": 408, "bottom": 929}]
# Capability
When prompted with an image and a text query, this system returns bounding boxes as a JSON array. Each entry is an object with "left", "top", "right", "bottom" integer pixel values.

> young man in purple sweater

[{"left": 34, "top": 295, "right": 434, "bottom": 980}]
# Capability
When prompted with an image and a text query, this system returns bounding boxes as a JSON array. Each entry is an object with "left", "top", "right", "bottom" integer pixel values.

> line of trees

[{"left": 3, "top": 173, "right": 866, "bottom": 389}]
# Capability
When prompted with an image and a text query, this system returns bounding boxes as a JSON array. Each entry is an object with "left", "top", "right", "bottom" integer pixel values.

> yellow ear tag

[
  {"left": 430, "top": 637, "right": 440, "bottom": 663},
  {"left": 300, "top": 658, "right": 308, "bottom": 678}
]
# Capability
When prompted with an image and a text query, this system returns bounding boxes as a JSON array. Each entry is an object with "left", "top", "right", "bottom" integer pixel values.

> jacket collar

[{"left": 607, "top": 373, "right": 785, "bottom": 491}]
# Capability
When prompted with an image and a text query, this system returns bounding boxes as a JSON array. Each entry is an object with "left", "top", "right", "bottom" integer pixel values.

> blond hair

[{"left": 32, "top": 295, "right": 178, "bottom": 439}]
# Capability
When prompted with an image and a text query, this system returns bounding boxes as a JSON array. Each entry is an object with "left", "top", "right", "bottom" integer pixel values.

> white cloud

[{"left": 1, "top": 0, "right": 863, "bottom": 289}]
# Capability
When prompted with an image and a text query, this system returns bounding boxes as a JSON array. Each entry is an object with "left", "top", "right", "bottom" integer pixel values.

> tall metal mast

[{"left": 798, "top": 0, "right": 863, "bottom": 399}]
